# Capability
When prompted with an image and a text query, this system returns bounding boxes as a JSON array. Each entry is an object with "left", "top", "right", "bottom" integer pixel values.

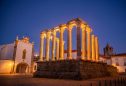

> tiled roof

[
  {"left": 64, "top": 50, "right": 77, "bottom": 53},
  {"left": 99, "top": 54, "right": 111, "bottom": 59},
  {"left": 112, "top": 53, "right": 126, "bottom": 57}
]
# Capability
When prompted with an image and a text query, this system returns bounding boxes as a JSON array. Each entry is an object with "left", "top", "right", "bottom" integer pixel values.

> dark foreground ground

[{"left": 0, "top": 74, "right": 126, "bottom": 86}]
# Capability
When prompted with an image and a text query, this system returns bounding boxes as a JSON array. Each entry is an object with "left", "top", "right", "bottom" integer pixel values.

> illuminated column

[
  {"left": 91, "top": 34, "right": 95, "bottom": 61},
  {"left": 45, "top": 31, "right": 50, "bottom": 61},
  {"left": 39, "top": 33, "right": 44, "bottom": 61},
  {"left": 81, "top": 25, "right": 86, "bottom": 60},
  {"left": 77, "top": 25, "right": 81, "bottom": 59},
  {"left": 63, "top": 40, "right": 65, "bottom": 58},
  {"left": 87, "top": 27, "right": 92, "bottom": 60},
  {"left": 59, "top": 28, "right": 65, "bottom": 60},
  {"left": 56, "top": 38, "right": 59, "bottom": 60},
  {"left": 67, "top": 27, "right": 72, "bottom": 59},
  {"left": 52, "top": 31, "right": 56, "bottom": 61},
  {"left": 95, "top": 36, "right": 99, "bottom": 61}
]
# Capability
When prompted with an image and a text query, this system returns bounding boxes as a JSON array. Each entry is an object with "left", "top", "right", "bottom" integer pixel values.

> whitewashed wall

[
  {"left": 111, "top": 56, "right": 126, "bottom": 72},
  {"left": 0, "top": 60, "right": 14, "bottom": 74},
  {"left": 15, "top": 41, "right": 33, "bottom": 69},
  {"left": 0, "top": 44, "right": 14, "bottom": 60},
  {"left": 64, "top": 52, "right": 77, "bottom": 59}
]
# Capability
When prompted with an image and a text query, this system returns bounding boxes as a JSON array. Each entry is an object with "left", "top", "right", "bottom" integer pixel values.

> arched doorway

[{"left": 16, "top": 63, "right": 28, "bottom": 73}]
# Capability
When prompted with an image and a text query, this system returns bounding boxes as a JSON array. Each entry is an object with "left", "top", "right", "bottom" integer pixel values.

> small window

[
  {"left": 124, "top": 62, "right": 126, "bottom": 66},
  {"left": 34, "top": 65, "right": 37, "bottom": 70},
  {"left": 124, "top": 58, "right": 126, "bottom": 66},
  {"left": 22, "top": 49, "right": 26, "bottom": 59},
  {"left": 116, "top": 62, "right": 119, "bottom": 66}
]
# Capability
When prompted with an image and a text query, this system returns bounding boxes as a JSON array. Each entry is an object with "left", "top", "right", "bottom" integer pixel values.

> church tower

[
  {"left": 0, "top": 36, "right": 34, "bottom": 74},
  {"left": 13, "top": 36, "right": 34, "bottom": 73},
  {"left": 103, "top": 43, "right": 113, "bottom": 57}
]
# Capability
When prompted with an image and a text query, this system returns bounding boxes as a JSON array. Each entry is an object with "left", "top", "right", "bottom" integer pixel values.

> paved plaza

[{"left": 0, "top": 74, "right": 125, "bottom": 86}]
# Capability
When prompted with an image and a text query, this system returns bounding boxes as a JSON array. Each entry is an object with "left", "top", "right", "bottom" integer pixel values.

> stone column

[
  {"left": 81, "top": 26, "right": 86, "bottom": 60},
  {"left": 63, "top": 40, "right": 65, "bottom": 59},
  {"left": 77, "top": 25, "right": 81, "bottom": 59},
  {"left": 87, "top": 27, "right": 92, "bottom": 60},
  {"left": 95, "top": 36, "right": 99, "bottom": 61},
  {"left": 67, "top": 27, "right": 72, "bottom": 59},
  {"left": 56, "top": 38, "right": 59, "bottom": 60},
  {"left": 39, "top": 33, "right": 44, "bottom": 61},
  {"left": 59, "top": 28, "right": 65, "bottom": 60},
  {"left": 52, "top": 31, "right": 56, "bottom": 61},
  {"left": 45, "top": 31, "right": 50, "bottom": 61},
  {"left": 91, "top": 34, "right": 95, "bottom": 61}
]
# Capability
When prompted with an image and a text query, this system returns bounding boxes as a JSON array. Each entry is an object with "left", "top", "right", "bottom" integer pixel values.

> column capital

[
  {"left": 40, "top": 35, "right": 44, "bottom": 39},
  {"left": 46, "top": 31, "right": 51, "bottom": 38},
  {"left": 81, "top": 23, "right": 87, "bottom": 31},
  {"left": 53, "top": 26, "right": 60, "bottom": 32},
  {"left": 52, "top": 29, "right": 57, "bottom": 34},
  {"left": 67, "top": 26, "right": 73, "bottom": 31},
  {"left": 86, "top": 26, "right": 92, "bottom": 33},
  {"left": 59, "top": 24, "right": 67, "bottom": 33},
  {"left": 40, "top": 32, "right": 46, "bottom": 39}
]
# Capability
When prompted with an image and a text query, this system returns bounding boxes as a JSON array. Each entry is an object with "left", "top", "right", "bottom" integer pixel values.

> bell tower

[{"left": 103, "top": 43, "right": 113, "bottom": 57}]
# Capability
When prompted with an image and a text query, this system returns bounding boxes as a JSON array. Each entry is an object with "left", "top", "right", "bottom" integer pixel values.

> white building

[
  {"left": 64, "top": 50, "right": 77, "bottom": 59},
  {"left": 111, "top": 54, "right": 126, "bottom": 73},
  {"left": 100, "top": 44, "right": 126, "bottom": 73},
  {"left": 0, "top": 37, "right": 34, "bottom": 74},
  {"left": 99, "top": 55, "right": 111, "bottom": 65}
]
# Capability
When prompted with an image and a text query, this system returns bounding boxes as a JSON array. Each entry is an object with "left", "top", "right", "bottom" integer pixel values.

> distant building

[
  {"left": 103, "top": 43, "right": 114, "bottom": 57},
  {"left": 111, "top": 53, "right": 126, "bottom": 73},
  {"left": 100, "top": 44, "right": 126, "bottom": 73},
  {"left": 0, "top": 36, "right": 34, "bottom": 74},
  {"left": 64, "top": 50, "right": 77, "bottom": 59}
]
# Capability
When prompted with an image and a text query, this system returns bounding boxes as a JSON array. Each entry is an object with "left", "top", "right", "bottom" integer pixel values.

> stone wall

[
  {"left": 0, "top": 60, "right": 14, "bottom": 74},
  {"left": 34, "top": 60, "right": 117, "bottom": 80}
]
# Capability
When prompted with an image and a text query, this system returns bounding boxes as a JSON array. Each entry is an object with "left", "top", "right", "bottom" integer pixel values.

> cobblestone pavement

[{"left": 0, "top": 74, "right": 125, "bottom": 86}]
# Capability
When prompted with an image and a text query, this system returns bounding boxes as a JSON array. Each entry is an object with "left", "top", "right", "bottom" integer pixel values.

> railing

[
  {"left": 89, "top": 77, "right": 126, "bottom": 86},
  {"left": 78, "top": 77, "right": 126, "bottom": 86}
]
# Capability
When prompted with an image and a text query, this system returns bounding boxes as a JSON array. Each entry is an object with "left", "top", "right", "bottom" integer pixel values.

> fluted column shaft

[
  {"left": 56, "top": 39, "right": 59, "bottom": 60},
  {"left": 77, "top": 26, "right": 81, "bottom": 59},
  {"left": 59, "top": 29, "right": 64, "bottom": 60},
  {"left": 39, "top": 35, "right": 44, "bottom": 61},
  {"left": 81, "top": 27, "right": 86, "bottom": 60},
  {"left": 52, "top": 31, "right": 56, "bottom": 61},
  {"left": 67, "top": 28, "right": 72, "bottom": 59},
  {"left": 45, "top": 32, "right": 50, "bottom": 61},
  {"left": 91, "top": 35, "right": 95, "bottom": 61},
  {"left": 87, "top": 28, "right": 91, "bottom": 60},
  {"left": 95, "top": 36, "right": 99, "bottom": 61}
]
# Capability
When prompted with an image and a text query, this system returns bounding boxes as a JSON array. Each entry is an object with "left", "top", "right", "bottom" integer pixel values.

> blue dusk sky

[{"left": 0, "top": 0, "right": 126, "bottom": 54}]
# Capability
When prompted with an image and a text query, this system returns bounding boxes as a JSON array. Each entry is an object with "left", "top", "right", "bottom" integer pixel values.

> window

[
  {"left": 115, "top": 58, "right": 119, "bottom": 66},
  {"left": 22, "top": 49, "right": 26, "bottom": 59},
  {"left": 124, "top": 58, "right": 126, "bottom": 66},
  {"left": 124, "top": 62, "right": 126, "bottom": 66},
  {"left": 116, "top": 62, "right": 119, "bottom": 66},
  {"left": 34, "top": 65, "right": 37, "bottom": 70}
]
